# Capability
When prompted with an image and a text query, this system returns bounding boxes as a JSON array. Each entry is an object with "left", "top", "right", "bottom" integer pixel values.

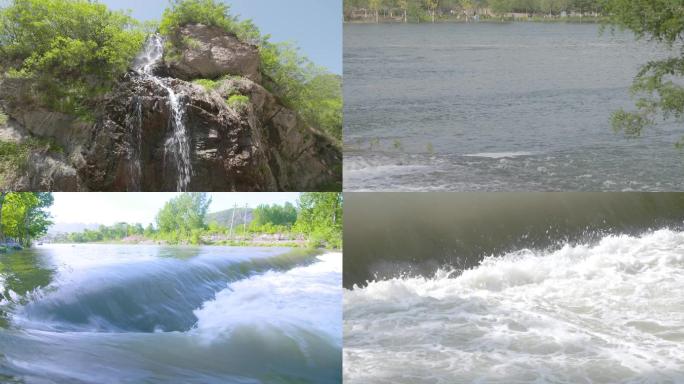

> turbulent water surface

[
  {"left": 344, "top": 23, "right": 684, "bottom": 191},
  {"left": 344, "top": 230, "right": 684, "bottom": 383},
  {"left": 0, "top": 245, "right": 342, "bottom": 384},
  {"left": 344, "top": 193, "right": 684, "bottom": 383}
]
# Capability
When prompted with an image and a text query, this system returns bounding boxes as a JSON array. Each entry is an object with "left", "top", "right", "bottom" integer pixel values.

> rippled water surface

[
  {"left": 344, "top": 23, "right": 684, "bottom": 191},
  {"left": 0, "top": 244, "right": 342, "bottom": 384}
]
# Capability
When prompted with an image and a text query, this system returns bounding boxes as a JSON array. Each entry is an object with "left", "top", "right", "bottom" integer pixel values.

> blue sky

[
  {"left": 50, "top": 193, "right": 300, "bottom": 225},
  {"left": 101, "top": 0, "right": 342, "bottom": 73}
]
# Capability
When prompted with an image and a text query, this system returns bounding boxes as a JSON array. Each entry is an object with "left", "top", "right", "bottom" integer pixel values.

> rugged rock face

[
  {"left": 0, "top": 26, "right": 341, "bottom": 192},
  {"left": 165, "top": 24, "right": 262, "bottom": 83},
  {"left": 80, "top": 74, "right": 340, "bottom": 191}
]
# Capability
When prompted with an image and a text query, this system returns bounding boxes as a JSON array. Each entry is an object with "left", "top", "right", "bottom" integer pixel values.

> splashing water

[
  {"left": 133, "top": 34, "right": 193, "bottom": 191},
  {"left": 345, "top": 229, "right": 684, "bottom": 383}
]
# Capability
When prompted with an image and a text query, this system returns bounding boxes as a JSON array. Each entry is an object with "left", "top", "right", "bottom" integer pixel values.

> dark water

[
  {"left": 0, "top": 245, "right": 342, "bottom": 383},
  {"left": 343, "top": 192, "right": 684, "bottom": 287},
  {"left": 344, "top": 23, "right": 684, "bottom": 191}
]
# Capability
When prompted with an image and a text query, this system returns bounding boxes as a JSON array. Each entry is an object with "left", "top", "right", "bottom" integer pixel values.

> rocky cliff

[{"left": 0, "top": 24, "right": 341, "bottom": 191}]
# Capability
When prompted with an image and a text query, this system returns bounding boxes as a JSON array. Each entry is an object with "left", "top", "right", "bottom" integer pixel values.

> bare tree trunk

[{"left": 404, "top": 9, "right": 407, "bottom": 23}]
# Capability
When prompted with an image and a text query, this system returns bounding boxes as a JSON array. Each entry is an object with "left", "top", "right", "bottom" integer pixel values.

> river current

[
  {"left": 0, "top": 244, "right": 342, "bottom": 383},
  {"left": 344, "top": 23, "right": 683, "bottom": 191}
]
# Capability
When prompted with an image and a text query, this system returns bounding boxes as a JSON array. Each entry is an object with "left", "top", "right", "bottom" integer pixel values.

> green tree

[
  {"left": 425, "top": 0, "right": 440, "bottom": 22},
  {"left": 0, "top": 0, "right": 146, "bottom": 118},
  {"left": 603, "top": 0, "right": 684, "bottom": 145},
  {"left": 155, "top": 192, "right": 211, "bottom": 244},
  {"left": 252, "top": 202, "right": 298, "bottom": 228},
  {"left": 294, "top": 193, "right": 343, "bottom": 249},
  {"left": 0, "top": 192, "right": 53, "bottom": 247}
]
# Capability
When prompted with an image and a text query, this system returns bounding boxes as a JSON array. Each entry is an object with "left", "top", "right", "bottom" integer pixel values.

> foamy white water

[
  {"left": 195, "top": 253, "right": 342, "bottom": 346},
  {"left": 344, "top": 230, "right": 684, "bottom": 383}
]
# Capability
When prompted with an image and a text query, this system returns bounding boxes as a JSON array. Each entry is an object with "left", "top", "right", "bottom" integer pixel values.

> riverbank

[
  {"left": 0, "top": 242, "right": 22, "bottom": 254},
  {"left": 344, "top": 15, "right": 605, "bottom": 24}
]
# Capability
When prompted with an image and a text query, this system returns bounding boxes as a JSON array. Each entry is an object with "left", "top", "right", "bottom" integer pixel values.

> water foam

[
  {"left": 344, "top": 230, "right": 684, "bottom": 383},
  {"left": 194, "top": 253, "right": 342, "bottom": 346}
]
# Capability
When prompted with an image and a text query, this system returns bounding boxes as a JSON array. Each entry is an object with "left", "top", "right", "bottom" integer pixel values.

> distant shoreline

[{"left": 344, "top": 17, "right": 606, "bottom": 25}]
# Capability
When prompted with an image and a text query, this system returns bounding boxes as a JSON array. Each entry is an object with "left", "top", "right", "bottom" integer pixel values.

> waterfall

[
  {"left": 124, "top": 96, "right": 142, "bottom": 191},
  {"left": 133, "top": 34, "right": 193, "bottom": 191}
]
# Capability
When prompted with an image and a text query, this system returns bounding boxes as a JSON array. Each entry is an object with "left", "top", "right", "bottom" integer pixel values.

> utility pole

[
  {"left": 243, "top": 204, "right": 248, "bottom": 238},
  {"left": 229, "top": 203, "right": 237, "bottom": 239}
]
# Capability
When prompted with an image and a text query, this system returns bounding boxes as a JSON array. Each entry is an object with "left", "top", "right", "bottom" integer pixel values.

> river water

[
  {"left": 343, "top": 193, "right": 684, "bottom": 383},
  {"left": 0, "top": 244, "right": 342, "bottom": 383},
  {"left": 344, "top": 23, "right": 684, "bottom": 191}
]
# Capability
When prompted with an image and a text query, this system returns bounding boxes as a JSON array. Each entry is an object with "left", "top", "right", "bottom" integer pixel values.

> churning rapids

[
  {"left": 0, "top": 245, "right": 342, "bottom": 384},
  {"left": 344, "top": 229, "right": 684, "bottom": 383}
]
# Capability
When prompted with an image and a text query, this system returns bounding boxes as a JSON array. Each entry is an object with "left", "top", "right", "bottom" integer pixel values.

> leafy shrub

[
  {"left": 0, "top": 0, "right": 146, "bottom": 118},
  {"left": 0, "top": 112, "right": 7, "bottom": 125},
  {"left": 227, "top": 94, "right": 250, "bottom": 111},
  {"left": 0, "top": 137, "right": 63, "bottom": 185},
  {"left": 192, "top": 78, "right": 220, "bottom": 90},
  {"left": 159, "top": 0, "right": 342, "bottom": 141},
  {"left": 159, "top": 0, "right": 260, "bottom": 40}
]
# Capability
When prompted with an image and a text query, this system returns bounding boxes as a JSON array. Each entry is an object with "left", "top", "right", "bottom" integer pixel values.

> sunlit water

[
  {"left": 0, "top": 244, "right": 342, "bottom": 383},
  {"left": 344, "top": 23, "right": 684, "bottom": 191},
  {"left": 344, "top": 229, "right": 684, "bottom": 383}
]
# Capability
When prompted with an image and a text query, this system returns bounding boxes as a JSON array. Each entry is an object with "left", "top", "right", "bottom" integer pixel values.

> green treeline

[
  {"left": 0, "top": 0, "right": 341, "bottom": 140},
  {"left": 0, "top": 192, "right": 53, "bottom": 250},
  {"left": 63, "top": 193, "right": 343, "bottom": 249},
  {"left": 344, "top": 0, "right": 605, "bottom": 22}
]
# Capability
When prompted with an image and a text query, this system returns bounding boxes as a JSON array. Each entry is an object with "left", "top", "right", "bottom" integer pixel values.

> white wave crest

[{"left": 194, "top": 253, "right": 342, "bottom": 346}]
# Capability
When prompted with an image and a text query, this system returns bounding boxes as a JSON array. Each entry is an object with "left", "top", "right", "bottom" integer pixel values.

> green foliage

[
  {"left": 66, "top": 222, "right": 148, "bottom": 243},
  {"left": 155, "top": 193, "right": 211, "bottom": 244},
  {"left": 192, "top": 78, "right": 220, "bottom": 90},
  {"left": 252, "top": 203, "right": 297, "bottom": 228},
  {"left": 260, "top": 42, "right": 343, "bottom": 140},
  {"left": 60, "top": 194, "right": 342, "bottom": 250},
  {"left": 159, "top": 0, "right": 261, "bottom": 41},
  {"left": 0, "top": 192, "right": 53, "bottom": 247},
  {"left": 0, "top": 0, "right": 146, "bottom": 118},
  {"left": 603, "top": 0, "right": 684, "bottom": 145},
  {"left": 227, "top": 94, "right": 250, "bottom": 111},
  {"left": 0, "top": 112, "right": 7, "bottom": 125},
  {"left": 160, "top": 0, "right": 342, "bottom": 141},
  {"left": 344, "top": 0, "right": 605, "bottom": 21},
  {"left": 0, "top": 138, "right": 63, "bottom": 185},
  {"left": 294, "top": 193, "right": 343, "bottom": 249}
]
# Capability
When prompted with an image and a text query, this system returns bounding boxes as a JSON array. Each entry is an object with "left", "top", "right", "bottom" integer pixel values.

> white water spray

[
  {"left": 133, "top": 35, "right": 192, "bottom": 191},
  {"left": 345, "top": 229, "right": 684, "bottom": 383}
]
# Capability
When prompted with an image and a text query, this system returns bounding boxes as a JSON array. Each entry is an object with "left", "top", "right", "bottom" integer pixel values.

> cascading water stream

[{"left": 133, "top": 34, "right": 192, "bottom": 191}]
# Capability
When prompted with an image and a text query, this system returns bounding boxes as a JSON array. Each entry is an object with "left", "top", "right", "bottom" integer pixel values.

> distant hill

[{"left": 206, "top": 208, "right": 254, "bottom": 228}]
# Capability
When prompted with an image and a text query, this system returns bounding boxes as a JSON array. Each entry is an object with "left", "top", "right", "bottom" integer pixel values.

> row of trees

[
  {"left": 344, "top": 0, "right": 605, "bottom": 22},
  {"left": 63, "top": 193, "right": 343, "bottom": 249},
  {"left": 0, "top": 192, "right": 53, "bottom": 248}
]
